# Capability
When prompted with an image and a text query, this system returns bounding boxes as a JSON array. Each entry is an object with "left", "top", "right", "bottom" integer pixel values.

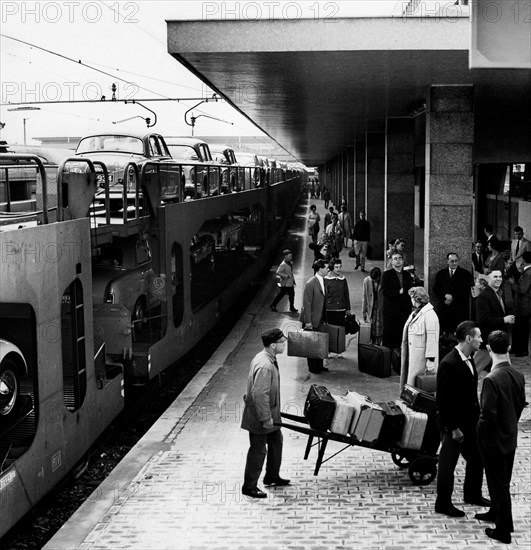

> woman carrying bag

[{"left": 399, "top": 286, "right": 440, "bottom": 391}]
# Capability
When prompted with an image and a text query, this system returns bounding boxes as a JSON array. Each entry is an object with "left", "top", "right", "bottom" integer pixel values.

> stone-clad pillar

[
  {"left": 366, "top": 133, "right": 386, "bottom": 260},
  {"left": 425, "top": 85, "right": 475, "bottom": 292},
  {"left": 346, "top": 146, "right": 355, "bottom": 215},
  {"left": 355, "top": 141, "right": 366, "bottom": 219},
  {"left": 385, "top": 118, "right": 416, "bottom": 264}
]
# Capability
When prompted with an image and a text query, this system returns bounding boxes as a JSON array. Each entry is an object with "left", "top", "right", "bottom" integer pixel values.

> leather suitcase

[
  {"left": 288, "top": 330, "right": 329, "bottom": 359},
  {"left": 400, "top": 383, "right": 437, "bottom": 414},
  {"left": 304, "top": 384, "right": 336, "bottom": 431},
  {"left": 327, "top": 324, "right": 346, "bottom": 354},
  {"left": 330, "top": 394, "right": 356, "bottom": 435},
  {"left": 359, "top": 322, "right": 371, "bottom": 344},
  {"left": 376, "top": 400, "right": 406, "bottom": 447},
  {"left": 415, "top": 373, "right": 437, "bottom": 393},
  {"left": 358, "top": 343, "right": 392, "bottom": 378},
  {"left": 345, "top": 391, "right": 385, "bottom": 444},
  {"left": 395, "top": 400, "right": 428, "bottom": 451}
]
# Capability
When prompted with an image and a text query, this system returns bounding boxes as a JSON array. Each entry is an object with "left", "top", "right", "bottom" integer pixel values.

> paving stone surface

[{"left": 45, "top": 201, "right": 531, "bottom": 550}]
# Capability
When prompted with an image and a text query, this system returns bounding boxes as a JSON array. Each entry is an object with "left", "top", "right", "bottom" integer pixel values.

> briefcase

[
  {"left": 304, "top": 384, "right": 336, "bottom": 432},
  {"left": 326, "top": 324, "right": 346, "bottom": 354},
  {"left": 288, "top": 330, "right": 329, "bottom": 359},
  {"left": 358, "top": 343, "right": 392, "bottom": 378},
  {"left": 376, "top": 400, "right": 406, "bottom": 447},
  {"left": 344, "top": 313, "right": 360, "bottom": 335},
  {"left": 415, "top": 372, "right": 437, "bottom": 393},
  {"left": 400, "top": 383, "right": 437, "bottom": 414},
  {"left": 358, "top": 321, "right": 371, "bottom": 344}
]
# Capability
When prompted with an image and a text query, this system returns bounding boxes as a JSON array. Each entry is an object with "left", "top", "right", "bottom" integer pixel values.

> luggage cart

[{"left": 277, "top": 412, "right": 439, "bottom": 485}]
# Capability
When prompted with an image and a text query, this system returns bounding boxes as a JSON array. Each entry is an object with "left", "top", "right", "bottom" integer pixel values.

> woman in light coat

[{"left": 400, "top": 286, "right": 440, "bottom": 390}]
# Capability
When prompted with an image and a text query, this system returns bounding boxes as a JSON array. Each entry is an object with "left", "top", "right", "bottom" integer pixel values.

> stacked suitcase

[{"left": 358, "top": 343, "right": 392, "bottom": 378}]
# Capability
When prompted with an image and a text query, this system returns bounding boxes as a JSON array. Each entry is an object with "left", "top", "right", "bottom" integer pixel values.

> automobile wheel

[
  {"left": 0, "top": 358, "right": 20, "bottom": 417},
  {"left": 132, "top": 297, "right": 147, "bottom": 340}
]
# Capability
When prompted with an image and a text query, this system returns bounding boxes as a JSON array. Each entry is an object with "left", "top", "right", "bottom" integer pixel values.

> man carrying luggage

[
  {"left": 435, "top": 320, "right": 490, "bottom": 517},
  {"left": 241, "top": 328, "right": 290, "bottom": 498},
  {"left": 300, "top": 259, "right": 329, "bottom": 373}
]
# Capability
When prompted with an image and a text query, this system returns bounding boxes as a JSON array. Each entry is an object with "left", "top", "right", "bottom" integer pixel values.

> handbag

[
  {"left": 415, "top": 364, "right": 437, "bottom": 393},
  {"left": 344, "top": 313, "right": 360, "bottom": 335},
  {"left": 287, "top": 330, "right": 329, "bottom": 359},
  {"left": 348, "top": 248, "right": 356, "bottom": 258}
]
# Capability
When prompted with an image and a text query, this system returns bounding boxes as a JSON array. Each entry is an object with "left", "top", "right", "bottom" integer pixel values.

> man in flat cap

[{"left": 241, "top": 328, "right": 290, "bottom": 498}]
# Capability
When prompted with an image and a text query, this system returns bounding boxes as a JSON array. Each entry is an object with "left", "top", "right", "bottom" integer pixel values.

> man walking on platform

[
  {"left": 435, "top": 320, "right": 490, "bottom": 518},
  {"left": 241, "top": 328, "right": 290, "bottom": 499},
  {"left": 300, "top": 259, "right": 329, "bottom": 374},
  {"left": 352, "top": 210, "right": 370, "bottom": 271},
  {"left": 476, "top": 330, "right": 526, "bottom": 544},
  {"left": 270, "top": 249, "right": 298, "bottom": 313}
]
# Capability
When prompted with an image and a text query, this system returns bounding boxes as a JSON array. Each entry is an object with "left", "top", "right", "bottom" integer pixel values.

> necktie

[
  {"left": 477, "top": 254, "right": 483, "bottom": 272},
  {"left": 450, "top": 269, "right": 454, "bottom": 278},
  {"left": 497, "top": 292, "right": 505, "bottom": 313},
  {"left": 516, "top": 240, "right": 520, "bottom": 257}
]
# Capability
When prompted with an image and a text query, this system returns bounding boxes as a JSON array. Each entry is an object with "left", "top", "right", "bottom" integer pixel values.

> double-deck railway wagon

[{"left": 0, "top": 152, "right": 304, "bottom": 539}]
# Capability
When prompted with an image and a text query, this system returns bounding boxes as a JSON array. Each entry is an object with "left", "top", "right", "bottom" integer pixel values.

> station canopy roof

[{"left": 167, "top": 16, "right": 531, "bottom": 166}]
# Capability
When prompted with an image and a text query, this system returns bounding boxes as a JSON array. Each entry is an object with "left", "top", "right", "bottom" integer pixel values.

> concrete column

[
  {"left": 425, "top": 85, "right": 474, "bottom": 291},
  {"left": 365, "top": 132, "right": 386, "bottom": 260},
  {"left": 385, "top": 118, "right": 416, "bottom": 264},
  {"left": 355, "top": 141, "right": 365, "bottom": 218},
  {"left": 346, "top": 146, "right": 355, "bottom": 216}
]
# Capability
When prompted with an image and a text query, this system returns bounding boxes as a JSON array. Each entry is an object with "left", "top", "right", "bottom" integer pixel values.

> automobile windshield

[
  {"left": 167, "top": 145, "right": 199, "bottom": 160},
  {"left": 76, "top": 136, "right": 144, "bottom": 155}
]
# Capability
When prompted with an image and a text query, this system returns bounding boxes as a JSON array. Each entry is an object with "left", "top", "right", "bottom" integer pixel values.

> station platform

[{"left": 44, "top": 199, "right": 531, "bottom": 550}]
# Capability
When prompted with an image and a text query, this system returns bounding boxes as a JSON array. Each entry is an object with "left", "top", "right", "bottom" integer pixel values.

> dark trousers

[
  {"left": 480, "top": 447, "right": 515, "bottom": 534},
  {"left": 436, "top": 429, "right": 484, "bottom": 506},
  {"left": 512, "top": 315, "right": 530, "bottom": 354},
  {"left": 271, "top": 286, "right": 295, "bottom": 309},
  {"left": 243, "top": 430, "right": 283, "bottom": 490}
]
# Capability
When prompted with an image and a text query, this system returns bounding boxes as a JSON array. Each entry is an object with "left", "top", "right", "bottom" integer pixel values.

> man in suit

[
  {"left": 476, "top": 330, "right": 526, "bottom": 544},
  {"left": 483, "top": 223, "right": 495, "bottom": 246},
  {"left": 352, "top": 210, "right": 371, "bottom": 272},
  {"left": 507, "top": 226, "right": 531, "bottom": 281},
  {"left": 510, "top": 250, "right": 531, "bottom": 357},
  {"left": 435, "top": 320, "right": 489, "bottom": 517},
  {"left": 381, "top": 252, "right": 414, "bottom": 350},
  {"left": 300, "top": 259, "right": 328, "bottom": 374},
  {"left": 241, "top": 328, "right": 290, "bottom": 499},
  {"left": 471, "top": 241, "right": 486, "bottom": 275},
  {"left": 323, "top": 207, "right": 335, "bottom": 231},
  {"left": 270, "top": 249, "right": 298, "bottom": 313},
  {"left": 476, "top": 270, "right": 515, "bottom": 345},
  {"left": 433, "top": 252, "right": 474, "bottom": 336}
]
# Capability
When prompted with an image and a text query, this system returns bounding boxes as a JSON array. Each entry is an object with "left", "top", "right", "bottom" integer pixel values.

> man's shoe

[
  {"left": 465, "top": 496, "right": 491, "bottom": 507},
  {"left": 242, "top": 487, "right": 267, "bottom": 499},
  {"left": 435, "top": 504, "right": 466, "bottom": 518},
  {"left": 320, "top": 366, "right": 330, "bottom": 372},
  {"left": 485, "top": 528, "right": 511, "bottom": 544},
  {"left": 354, "top": 265, "right": 359, "bottom": 270},
  {"left": 290, "top": 308, "right": 299, "bottom": 313},
  {"left": 475, "top": 512, "right": 496, "bottom": 522},
  {"left": 269, "top": 305, "right": 277, "bottom": 312},
  {"left": 309, "top": 368, "right": 322, "bottom": 374},
  {"left": 263, "top": 476, "right": 290, "bottom": 486}
]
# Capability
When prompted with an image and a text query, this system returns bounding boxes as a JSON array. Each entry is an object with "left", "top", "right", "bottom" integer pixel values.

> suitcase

[
  {"left": 304, "top": 384, "right": 336, "bottom": 431},
  {"left": 359, "top": 322, "right": 371, "bottom": 344},
  {"left": 358, "top": 343, "right": 392, "bottom": 378},
  {"left": 345, "top": 391, "right": 385, "bottom": 444},
  {"left": 376, "top": 400, "right": 406, "bottom": 447},
  {"left": 288, "top": 330, "right": 329, "bottom": 359},
  {"left": 327, "top": 324, "right": 346, "bottom": 354},
  {"left": 330, "top": 394, "right": 357, "bottom": 436},
  {"left": 395, "top": 400, "right": 428, "bottom": 450},
  {"left": 415, "top": 372, "right": 437, "bottom": 393},
  {"left": 400, "top": 383, "right": 437, "bottom": 414}
]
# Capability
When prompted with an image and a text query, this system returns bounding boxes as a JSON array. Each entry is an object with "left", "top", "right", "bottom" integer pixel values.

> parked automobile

[
  {"left": 92, "top": 237, "right": 156, "bottom": 338},
  {"left": 235, "top": 152, "right": 263, "bottom": 188},
  {"left": 199, "top": 215, "right": 244, "bottom": 252},
  {"left": 209, "top": 144, "right": 242, "bottom": 192},
  {"left": 190, "top": 233, "right": 216, "bottom": 269},
  {"left": 165, "top": 137, "right": 220, "bottom": 199},
  {"left": 75, "top": 132, "right": 179, "bottom": 210},
  {"left": 0, "top": 338, "right": 28, "bottom": 418}
]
